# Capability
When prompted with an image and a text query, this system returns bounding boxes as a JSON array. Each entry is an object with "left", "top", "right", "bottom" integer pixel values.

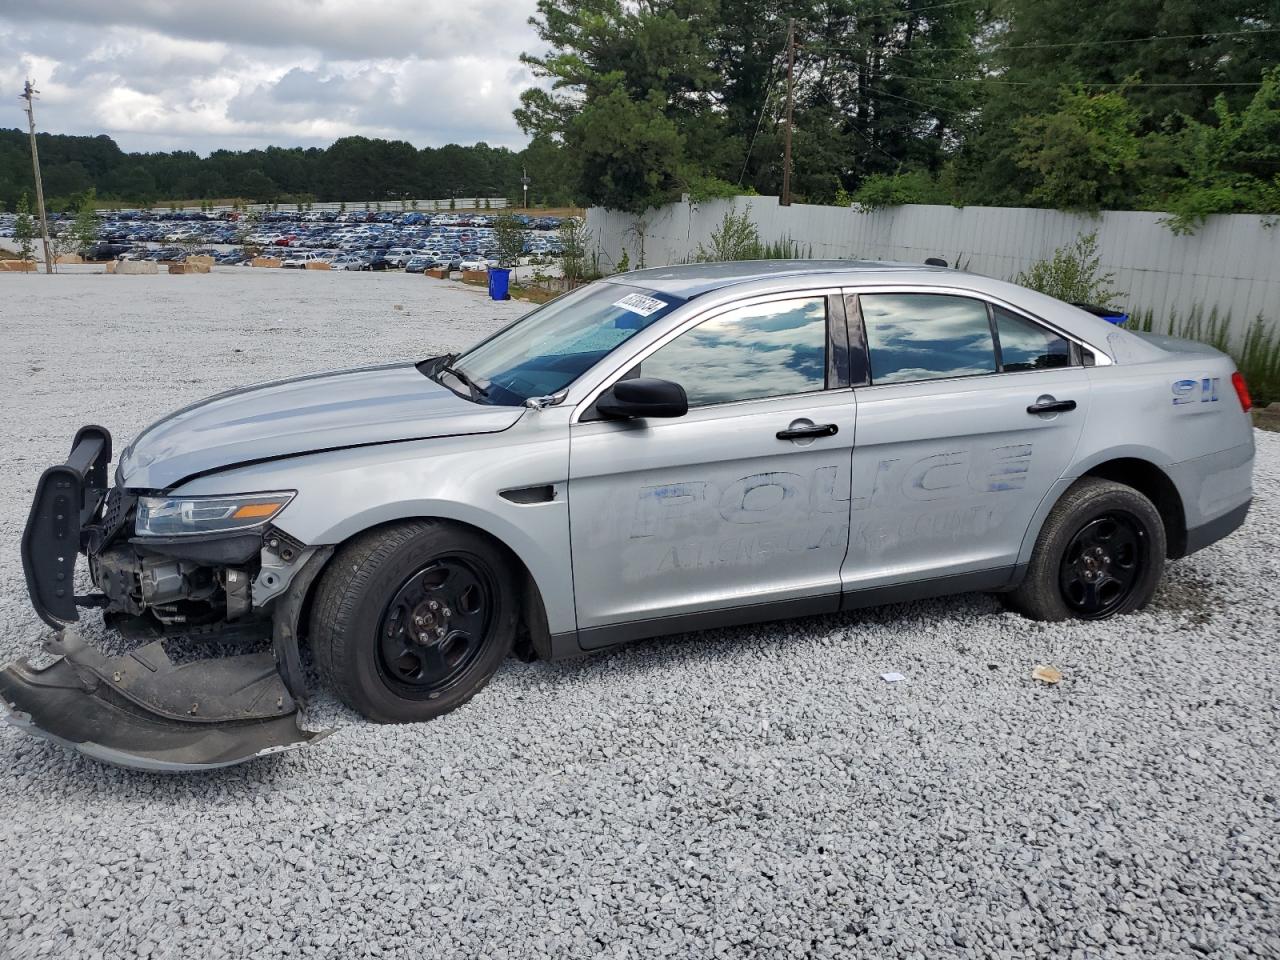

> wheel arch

[
  {"left": 290, "top": 513, "right": 556, "bottom": 662},
  {"left": 1016, "top": 448, "right": 1189, "bottom": 575},
  {"left": 1077, "top": 457, "right": 1187, "bottom": 559}
]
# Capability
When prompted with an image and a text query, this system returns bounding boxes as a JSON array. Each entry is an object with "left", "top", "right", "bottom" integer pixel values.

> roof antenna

[{"left": 924, "top": 257, "right": 948, "bottom": 268}]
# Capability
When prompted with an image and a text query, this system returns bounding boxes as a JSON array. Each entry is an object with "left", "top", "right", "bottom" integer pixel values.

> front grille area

[{"left": 97, "top": 488, "right": 137, "bottom": 545}]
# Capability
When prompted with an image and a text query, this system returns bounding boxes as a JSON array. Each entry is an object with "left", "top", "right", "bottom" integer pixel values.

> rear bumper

[
  {"left": 1167, "top": 439, "right": 1254, "bottom": 557},
  {"left": 1184, "top": 499, "right": 1251, "bottom": 556}
]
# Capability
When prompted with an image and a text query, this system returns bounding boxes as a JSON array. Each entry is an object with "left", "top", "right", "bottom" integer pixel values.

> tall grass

[{"left": 1125, "top": 306, "right": 1280, "bottom": 407}]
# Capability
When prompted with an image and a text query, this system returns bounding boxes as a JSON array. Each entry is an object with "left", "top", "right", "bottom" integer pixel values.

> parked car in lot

[
  {"left": 358, "top": 253, "right": 396, "bottom": 271},
  {"left": 458, "top": 255, "right": 491, "bottom": 271},
  {"left": 281, "top": 251, "right": 326, "bottom": 269},
  {"left": 2, "top": 260, "right": 1255, "bottom": 771},
  {"left": 404, "top": 256, "right": 431, "bottom": 273},
  {"left": 82, "top": 242, "right": 132, "bottom": 262}
]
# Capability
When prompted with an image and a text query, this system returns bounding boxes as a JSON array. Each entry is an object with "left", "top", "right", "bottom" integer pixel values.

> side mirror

[{"left": 596, "top": 378, "right": 688, "bottom": 420}]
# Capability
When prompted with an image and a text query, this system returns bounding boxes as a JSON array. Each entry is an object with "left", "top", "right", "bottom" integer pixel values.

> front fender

[{"left": 170, "top": 414, "right": 576, "bottom": 635}]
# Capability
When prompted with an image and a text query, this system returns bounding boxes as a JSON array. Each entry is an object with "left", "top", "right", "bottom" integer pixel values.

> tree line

[
  {"left": 0, "top": 133, "right": 576, "bottom": 213},
  {"left": 3, "top": 0, "right": 1277, "bottom": 227},
  {"left": 517, "top": 0, "right": 1280, "bottom": 229}
]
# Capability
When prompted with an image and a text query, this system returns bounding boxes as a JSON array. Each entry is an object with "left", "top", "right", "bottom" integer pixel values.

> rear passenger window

[
  {"left": 994, "top": 307, "right": 1072, "bottom": 371},
  {"left": 860, "top": 294, "right": 996, "bottom": 384}
]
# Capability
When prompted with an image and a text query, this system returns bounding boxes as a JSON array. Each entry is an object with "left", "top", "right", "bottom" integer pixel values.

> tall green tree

[
  {"left": 954, "top": 0, "right": 1280, "bottom": 205},
  {"left": 1013, "top": 86, "right": 1145, "bottom": 210},
  {"left": 70, "top": 187, "right": 100, "bottom": 251},
  {"left": 14, "top": 191, "right": 35, "bottom": 261},
  {"left": 1149, "top": 66, "right": 1280, "bottom": 231},
  {"left": 516, "top": 0, "right": 722, "bottom": 212}
]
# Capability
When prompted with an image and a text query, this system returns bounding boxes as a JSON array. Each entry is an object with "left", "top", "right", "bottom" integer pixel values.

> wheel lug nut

[
  {"left": 436, "top": 626, "right": 446, "bottom": 637},
  {"left": 442, "top": 607, "right": 451, "bottom": 617},
  {"left": 414, "top": 616, "right": 424, "bottom": 626},
  {"left": 429, "top": 601, "right": 439, "bottom": 611}
]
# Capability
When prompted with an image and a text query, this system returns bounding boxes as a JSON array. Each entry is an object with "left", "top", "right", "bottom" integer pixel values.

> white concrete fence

[{"left": 586, "top": 196, "right": 1280, "bottom": 339}]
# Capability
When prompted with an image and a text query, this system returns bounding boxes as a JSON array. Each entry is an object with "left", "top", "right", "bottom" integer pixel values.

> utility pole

[
  {"left": 19, "top": 80, "right": 54, "bottom": 274},
  {"left": 781, "top": 19, "right": 796, "bottom": 207},
  {"left": 521, "top": 166, "right": 531, "bottom": 210}
]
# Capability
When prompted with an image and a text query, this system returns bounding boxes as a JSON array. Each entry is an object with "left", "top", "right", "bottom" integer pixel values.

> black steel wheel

[
  {"left": 1057, "top": 512, "right": 1148, "bottom": 619},
  {"left": 376, "top": 557, "right": 497, "bottom": 699},
  {"left": 311, "top": 521, "right": 519, "bottom": 723},
  {"left": 1005, "top": 477, "right": 1166, "bottom": 622}
]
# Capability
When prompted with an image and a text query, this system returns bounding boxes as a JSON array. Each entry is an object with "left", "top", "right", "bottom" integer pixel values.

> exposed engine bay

[
  {"left": 2, "top": 427, "right": 332, "bottom": 770},
  {"left": 87, "top": 495, "right": 303, "bottom": 634}
]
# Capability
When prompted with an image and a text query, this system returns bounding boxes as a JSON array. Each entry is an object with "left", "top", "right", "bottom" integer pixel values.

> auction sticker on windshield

[{"left": 613, "top": 293, "right": 668, "bottom": 317}]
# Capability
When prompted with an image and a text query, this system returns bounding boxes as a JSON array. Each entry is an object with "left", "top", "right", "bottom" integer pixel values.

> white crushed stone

[{"left": 1, "top": 267, "right": 1278, "bottom": 959}]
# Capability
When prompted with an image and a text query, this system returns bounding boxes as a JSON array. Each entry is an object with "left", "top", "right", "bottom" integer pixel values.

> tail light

[{"left": 1231, "top": 371, "right": 1252, "bottom": 412}]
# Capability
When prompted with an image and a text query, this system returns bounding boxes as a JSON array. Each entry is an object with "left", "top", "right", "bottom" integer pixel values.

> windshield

[{"left": 445, "top": 281, "right": 683, "bottom": 405}]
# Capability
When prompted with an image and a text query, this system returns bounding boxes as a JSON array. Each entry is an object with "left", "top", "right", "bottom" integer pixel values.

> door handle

[
  {"left": 1026, "top": 398, "right": 1077, "bottom": 415},
  {"left": 777, "top": 422, "right": 839, "bottom": 440}
]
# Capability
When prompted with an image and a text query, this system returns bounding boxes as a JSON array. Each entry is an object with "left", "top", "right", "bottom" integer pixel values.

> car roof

[{"left": 610, "top": 259, "right": 948, "bottom": 298}]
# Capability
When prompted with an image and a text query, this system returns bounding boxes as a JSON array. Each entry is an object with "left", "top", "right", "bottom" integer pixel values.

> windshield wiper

[{"left": 438, "top": 359, "right": 489, "bottom": 402}]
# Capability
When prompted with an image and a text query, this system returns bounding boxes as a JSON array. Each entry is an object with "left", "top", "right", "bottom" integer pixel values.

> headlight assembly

[{"left": 134, "top": 492, "right": 295, "bottom": 537}]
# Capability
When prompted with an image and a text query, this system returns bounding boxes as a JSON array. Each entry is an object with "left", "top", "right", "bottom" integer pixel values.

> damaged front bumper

[
  {"left": 0, "top": 630, "right": 330, "bottom": 771},
  {"left": 4, "top": 426, "right": 332, "bottom": 771}
]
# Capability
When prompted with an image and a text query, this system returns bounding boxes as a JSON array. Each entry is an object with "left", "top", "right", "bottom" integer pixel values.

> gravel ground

[{"left": 1, "top": 268, "right": 1278, "bottom": 960}]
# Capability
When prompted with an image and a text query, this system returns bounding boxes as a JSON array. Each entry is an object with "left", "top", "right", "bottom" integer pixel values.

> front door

[
  {"left": 842, "top": 291, "right": 1092, "bottom": 590},
  {"left": 568, "top": 293, "right": 856, "bottom": 642}
]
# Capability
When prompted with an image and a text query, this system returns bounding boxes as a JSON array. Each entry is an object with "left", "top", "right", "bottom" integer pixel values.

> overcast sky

[{"left": 0, "top": 0, "right": 542, "bottom": 155}]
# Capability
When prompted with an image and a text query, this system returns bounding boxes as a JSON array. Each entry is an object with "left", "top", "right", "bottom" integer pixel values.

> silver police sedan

[{"left": 4, "top": 261, "right": 1255, "bottom": 768}]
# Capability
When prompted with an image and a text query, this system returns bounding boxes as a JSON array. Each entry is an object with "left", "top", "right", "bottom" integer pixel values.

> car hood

[{"left": 118, "top": 362, "right": 523, "bottom": 490}]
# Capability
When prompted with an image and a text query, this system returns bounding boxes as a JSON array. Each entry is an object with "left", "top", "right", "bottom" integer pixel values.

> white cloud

[{"left": 0, "top": 1, "right": 543, "bottom": 153}]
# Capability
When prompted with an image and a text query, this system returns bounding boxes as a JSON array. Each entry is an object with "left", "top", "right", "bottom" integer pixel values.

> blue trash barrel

[
  {"left": 488, "top": 267, "right": 511, "bottom": 301},
  {"left": 1072, "top": 302, "right": 1129, "bottom": 325}
]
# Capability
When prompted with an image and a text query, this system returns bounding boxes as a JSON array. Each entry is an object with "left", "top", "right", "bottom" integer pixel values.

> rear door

[
  {"left": 842, "top": 290, "right": 1092, "bottom": 591},
  {"left": 568, "top": 291, "right": 856, "bottom": 642}
]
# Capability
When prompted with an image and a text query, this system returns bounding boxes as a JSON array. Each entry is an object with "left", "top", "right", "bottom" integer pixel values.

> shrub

[
  {"left": 694, "top": 207, "right": 808, "bottom": 262},
  {"left": 845, "top": 170, "right": 949, "bottom": 213},
  {"left": 1239, "top": 314, "right": 1280, "bottom": 407},
  {"left": 1014, "top": 231, "right": 1125, "bottom": 306}
]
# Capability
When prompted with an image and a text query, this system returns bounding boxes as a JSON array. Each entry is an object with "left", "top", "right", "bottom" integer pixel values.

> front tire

[
  {"left": 311, "top": 521, "right": 517, "bottom": 722},
  {"left": 1005, "top": 478, "right": 1166, "bottom": 622}
]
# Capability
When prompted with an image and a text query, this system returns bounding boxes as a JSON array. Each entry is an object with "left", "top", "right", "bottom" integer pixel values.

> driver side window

[{"left": 640, "top": 297, "right": 828, "bottom": 406}]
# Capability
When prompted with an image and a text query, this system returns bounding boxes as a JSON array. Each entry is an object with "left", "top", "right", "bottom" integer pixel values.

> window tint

[
  {"left": 641, "top": 297, "right": 827, "bottom": 406},
  {"left": 860, "top": 294, "right": 996, "bottom": 384},
  {"left": 994, "top": 306, "right": 1072, "bottom": 371}
]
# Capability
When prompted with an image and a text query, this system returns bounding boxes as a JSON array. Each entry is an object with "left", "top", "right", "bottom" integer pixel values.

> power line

[
  {"left": 807, "top": 27, "right": 1280, "bottom": 58},
  {"left": 889, "top": 75, "right": 1267, "bottom": 87},
  {"left": 863, "top": 83, "right": 970, "bottom": 120},
  {"left": 843, "top": 118, "right": 907, "bottom": 171},
  {"left": 803, "top": 42, "right": 1273, "bottom": 88},
  {"left": 892, "top": 0, "right": 986, "bottom": 15},
  {"left": 737, "top": 54, "right": 783, "bottom": 186}
]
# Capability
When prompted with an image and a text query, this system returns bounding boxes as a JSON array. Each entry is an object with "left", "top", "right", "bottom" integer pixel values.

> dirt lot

[{"left": 1, "top": 269, "right": 1278, "bottom": 959}]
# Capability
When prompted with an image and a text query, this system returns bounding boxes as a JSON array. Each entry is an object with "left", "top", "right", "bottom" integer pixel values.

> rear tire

[
  {"left": 311, "top": 521, "right": 517, "bottom": 723},
  {"left": 1005, "top": 477, "right": 1166, "bottom": 622}
]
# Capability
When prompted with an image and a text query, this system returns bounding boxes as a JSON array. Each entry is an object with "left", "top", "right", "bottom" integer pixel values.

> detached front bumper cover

[
  {"left": 0, "top": 628, "right": 331, "bottom": 771},
  {"left": 8, "top": 424, "right": 334, "bottom": 771}
]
